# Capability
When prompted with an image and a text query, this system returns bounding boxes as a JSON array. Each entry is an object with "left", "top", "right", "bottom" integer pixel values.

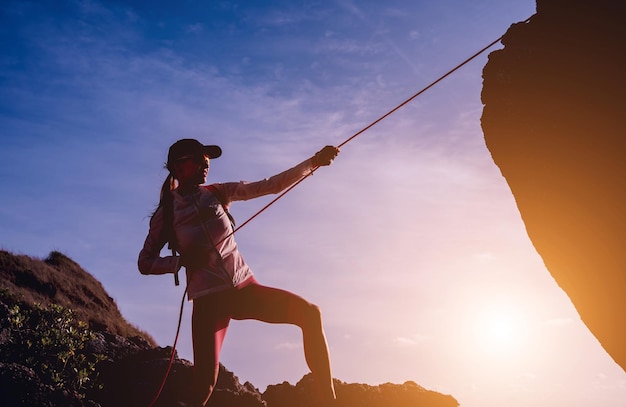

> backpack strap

[
  {"left": 206, "top": 184, "right": 236, "bottom": 229},
  {"left": 160, "top": 195, "right": 181, "bottom": 286},
  {"left": 169, "top": 185, "right": 234, "bottom": 287}
]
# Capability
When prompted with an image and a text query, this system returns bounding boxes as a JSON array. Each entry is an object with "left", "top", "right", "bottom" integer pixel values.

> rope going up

[
  {"left": 219, "top": 23, "right": 530, "bottom": 244},
  {"left": 148, "top": 21, "right": 530, "bottom": 406}
]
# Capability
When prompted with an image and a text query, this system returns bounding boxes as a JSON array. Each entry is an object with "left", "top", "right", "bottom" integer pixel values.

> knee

[{"left": 300, "top": 301, "right": 323, "bottom": 328}]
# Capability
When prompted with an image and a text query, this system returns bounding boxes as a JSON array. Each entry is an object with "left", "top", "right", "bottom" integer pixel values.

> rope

[
  {"left": 148, "top": 20, "right": 531, "bottom": 405},
  {"left": 147, "top": 288, "right": 187, "bottom": 407},
  {"left": 216, "top": 27, "right": 521, "bottom": 245},
  {"left": 339, "top": 36, "right": 506, "bottom": 148}
]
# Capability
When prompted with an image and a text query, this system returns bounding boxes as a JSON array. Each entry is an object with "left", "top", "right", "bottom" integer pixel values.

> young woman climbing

[{"left": 138, "top": 138, "right": 339, "bottom": 406}]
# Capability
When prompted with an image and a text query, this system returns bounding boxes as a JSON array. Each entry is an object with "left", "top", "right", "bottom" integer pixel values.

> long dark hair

[{"left": 153, "top": 170, "right": 178, "bottom": 251}]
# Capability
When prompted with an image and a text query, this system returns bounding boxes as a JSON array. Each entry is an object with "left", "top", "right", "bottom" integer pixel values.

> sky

[{"left": 2, "top": 1, "right": 626, "bottom": 406}]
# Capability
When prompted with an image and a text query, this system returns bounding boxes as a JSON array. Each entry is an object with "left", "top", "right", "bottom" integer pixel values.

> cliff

[
  {"left": 0, "top": 250, "right": 458, "bottom": 407},
  {"left": 481, "top": 0, "right": 626, "bottom": 371}
]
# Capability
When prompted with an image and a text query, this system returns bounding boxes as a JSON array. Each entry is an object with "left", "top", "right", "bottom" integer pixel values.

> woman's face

[{"left": 175, "top": 154, "right": 210, "bottom": 186}]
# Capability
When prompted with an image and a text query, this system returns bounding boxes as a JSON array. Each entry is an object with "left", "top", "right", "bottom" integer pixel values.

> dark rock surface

[
  {"left": 265, "top": 373, "right": 459, "bottom": 407},
  {"left": 481, "top": 0, "right": 626, "bottom": 371},
  {"left": 0, "top": 362, "right": 86, "bottom": 407},
  {"left": 90, "top": 339, "right": 266, "bottom": 407}
]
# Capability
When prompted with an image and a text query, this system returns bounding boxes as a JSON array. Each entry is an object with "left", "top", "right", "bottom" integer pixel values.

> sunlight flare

[{"left": 472, "top": 301, "right": 529, "bottom": 356}]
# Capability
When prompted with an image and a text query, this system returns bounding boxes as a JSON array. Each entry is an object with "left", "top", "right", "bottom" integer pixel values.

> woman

[{"left": 138, "top": 138, "right": 338, "bottom": 406}]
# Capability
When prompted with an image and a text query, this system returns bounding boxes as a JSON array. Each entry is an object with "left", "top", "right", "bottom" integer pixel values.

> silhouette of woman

[{"left": 139, "top": 139, "right": 338, "bottom": 406}]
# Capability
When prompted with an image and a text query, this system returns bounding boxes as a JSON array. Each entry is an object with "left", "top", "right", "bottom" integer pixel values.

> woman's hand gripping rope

[{"left": 313, "top": 145, "right": 340, "bottom": 167}]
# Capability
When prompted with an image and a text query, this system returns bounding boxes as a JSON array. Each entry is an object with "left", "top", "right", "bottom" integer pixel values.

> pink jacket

[{"left": 138, "top": 158, "right": 315, "bottom": 300}]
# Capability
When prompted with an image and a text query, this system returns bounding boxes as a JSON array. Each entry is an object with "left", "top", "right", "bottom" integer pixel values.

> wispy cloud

[
  {"left": 393, "top": 333, "right": 431, "bottom": 347},
  {"left": 275, "top": 341, "right": 302, "bottom": 351}
]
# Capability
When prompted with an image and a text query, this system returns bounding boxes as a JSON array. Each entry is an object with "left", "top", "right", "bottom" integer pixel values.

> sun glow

[{"left": 472, "top": 301, "right": 529, "bottom": 356}]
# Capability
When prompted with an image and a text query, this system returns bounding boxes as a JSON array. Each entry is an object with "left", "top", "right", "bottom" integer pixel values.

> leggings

[{"left": 190, "top": 277, "right": 335, "bottom": 405}]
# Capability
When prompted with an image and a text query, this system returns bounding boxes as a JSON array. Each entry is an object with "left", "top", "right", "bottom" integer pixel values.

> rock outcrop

[
  {"left": 0, "top": 250, "right": 153, "bottom": 341},
  {"left": 481, "top": 0, "right": 626, "bottom": 371},
  {"left": 0, "top": 250, "right": 269, "bottom": 406},
  {"left": 91, "top": 338, "right": 266, "bottom": 407},
  {"left": 0, "top": 250, "right": 458, "bottom": 406},
  {"left": 265, "top": 374, "right": 459, "bottom": 407}
]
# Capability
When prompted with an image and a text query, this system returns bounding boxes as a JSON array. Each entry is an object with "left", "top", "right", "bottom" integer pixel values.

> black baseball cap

[{"left": 167, "top": 138, "right": 222, "bottom": 167}]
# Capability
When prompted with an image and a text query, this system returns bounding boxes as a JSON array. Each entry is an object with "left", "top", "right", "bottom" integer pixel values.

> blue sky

[{"left": 2, "top": 1, "right": 626, "bottom": 406}]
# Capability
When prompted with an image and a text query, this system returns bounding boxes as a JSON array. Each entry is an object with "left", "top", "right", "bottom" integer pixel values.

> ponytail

[
  {"left": 153, "top": 172, "right": 178, "bottom": 251},
  {"left": 158, "top": 173, "right": 176, "bottom": 207}
]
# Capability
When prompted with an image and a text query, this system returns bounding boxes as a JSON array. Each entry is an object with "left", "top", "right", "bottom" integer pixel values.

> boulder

[
  {"left": 264, "top": 373, "right": 458, "bottom": 407},
  {"left": 481, "top": 0, "right": 626, "bottom": 370}
]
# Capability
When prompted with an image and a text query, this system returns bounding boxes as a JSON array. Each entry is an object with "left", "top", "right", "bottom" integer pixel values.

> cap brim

[{"left": 203, "top": 145, "right": 222, "bottom": 159}]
